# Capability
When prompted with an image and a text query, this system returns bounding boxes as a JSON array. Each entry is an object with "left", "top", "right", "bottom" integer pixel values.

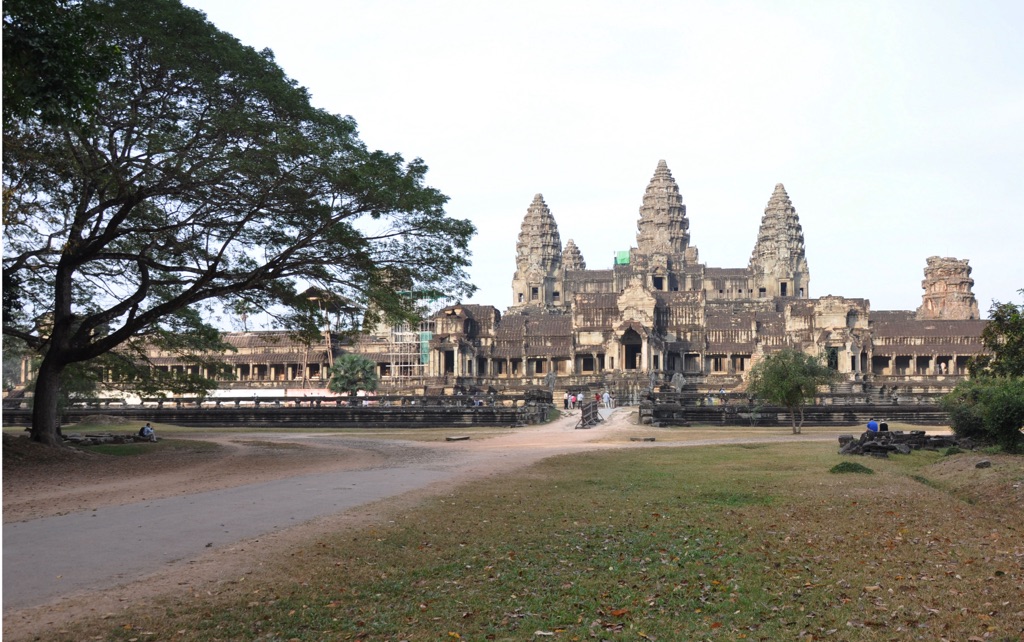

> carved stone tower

[
  {"left": 916, "top": 256, "right": 980, "bottom": 320},
  {"left": 748, "top": 183, "right": 810, "bottom": 298},
  {"left": 511, "top": 194, "right": 564, "bottom": 308},
  {"left": 561, "top": 239, "right": 586, "bottom": 271},
  {"left": 630, "top": 160, "right": 692, "bottom": 292},
  {"left": 635, "top": 160, "right": 689, "bottom": 258}
]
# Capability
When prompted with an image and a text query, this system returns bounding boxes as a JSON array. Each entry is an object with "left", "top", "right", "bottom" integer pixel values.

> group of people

[
  {"left": 563, "top": 391, "right": 614, "bottom": 410},
  {"left": 866, "top": 417, "right": 889, "bottom": 432}
]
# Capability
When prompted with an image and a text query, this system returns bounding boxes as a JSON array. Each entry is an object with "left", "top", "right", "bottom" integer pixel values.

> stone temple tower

[
  {"left": 634, "top": 160, "right": 690, "bottom": 259},
  {"left": 561, "top": 239, "right": 586, "bottom": 271},
  {"left": 748, "top": 183, "right": 810, "bottom": 298},
  {"left": 629, "top": 160, "right": 695, "bottom": 292},
  {"left": 511, "top": 194, "right": 563, "bottom": 308},
  {"left": 916, "top": 256, "right": 980, "bottom": 320}
]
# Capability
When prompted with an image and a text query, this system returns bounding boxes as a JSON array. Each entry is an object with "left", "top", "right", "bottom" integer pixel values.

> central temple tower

[
  {"left": 748, "top": 183, "right": 810, "bottom": 298},
  {"left": 628, "top": 160, "right": 699, "bottom": 292}
]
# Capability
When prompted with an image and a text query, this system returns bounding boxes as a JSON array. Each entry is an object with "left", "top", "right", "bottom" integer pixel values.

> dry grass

[{"left": 45, "top": 441, "right": 1024, "bottom": 641}]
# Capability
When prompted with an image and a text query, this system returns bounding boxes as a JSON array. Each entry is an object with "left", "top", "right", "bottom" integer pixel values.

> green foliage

[
  {"left": 970, "top": 290, "right": 1024, "bottom": 378},
  {"left": 2, "top": 0, "right": 120, "bottom": 128},
  {"left": 2, "top": 0, "right": 474, "bottom": 444},
  {"left": 746, "top": 349, "right": 840, "bottom": 433},
  {"left": 942, "top": 376, "right": 1024, "bottom": 453},
  {"left": 829, "top": 461, "right": 874, "bottom": 474},
  {"left": 327, "top": 353, "right": 379, "bottom": 397},
  {"left": 942, "top": 446, "right": 964, "bottom": 456}
]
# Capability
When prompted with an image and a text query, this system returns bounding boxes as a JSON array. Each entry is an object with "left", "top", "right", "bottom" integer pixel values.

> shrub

[
  {"left": 829, "top": 461, "right": 874, "bottom": 474},
  {"left": 942, "top": 377, "right": 1024, "bottom": 453}
]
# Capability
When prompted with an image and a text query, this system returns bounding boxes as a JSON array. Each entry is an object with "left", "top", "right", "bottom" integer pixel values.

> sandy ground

[{"left": 2, "top": 410, "right": 845, "bottom": 640}]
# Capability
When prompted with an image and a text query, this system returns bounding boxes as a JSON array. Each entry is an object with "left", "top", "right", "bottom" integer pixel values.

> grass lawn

[{"left": 50, "top": 441, "right": 1023, "bottom": 641}]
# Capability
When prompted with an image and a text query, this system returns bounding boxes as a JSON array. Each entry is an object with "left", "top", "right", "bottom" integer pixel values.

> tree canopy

[
  {"left": 2, "top": 0, "right": 119, "bottom": 127},
  {"left": 746, "top": 349, "right": 839, "bottom": 433},
  {"left": 2, "top": 0, "right": 475, "bottom": 445},
  {"left": 944, "top": 290, "right": 1024, "bottom": 452},
  {"left": 970, "top": 290, "right": 1024, "bottom": 378}
]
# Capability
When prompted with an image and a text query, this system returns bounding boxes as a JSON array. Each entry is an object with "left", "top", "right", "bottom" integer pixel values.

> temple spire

[
  {"left": 916, "top": 256, "right": 980, "bottom": 320},
  {"left": 511, "top": 194, "right": 563, "bottom": 307},
  {"left": 635, "top": 160, "right": 689, "bottom": 257},
  {"left": 561, "top": 239, "right": 586, "bottom": 271},
  {"left": 749, "top": 183, "right": 809, "bottom": 298}
]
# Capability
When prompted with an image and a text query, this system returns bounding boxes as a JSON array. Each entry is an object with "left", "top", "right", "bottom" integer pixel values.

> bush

[
  {"left": 829, "top": 461, "right": 874, "bottom": 474},
  {"left": 942, "top": 377, "right": 1024, "bottom": 453}
]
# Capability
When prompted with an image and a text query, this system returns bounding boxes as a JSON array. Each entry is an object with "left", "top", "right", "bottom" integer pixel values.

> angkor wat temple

[
  {"left": 41, "top": 160, "right": 983, "bottom": 405},
  {"left": 352, "top": 160, "right": 986, "bottom": 400}
]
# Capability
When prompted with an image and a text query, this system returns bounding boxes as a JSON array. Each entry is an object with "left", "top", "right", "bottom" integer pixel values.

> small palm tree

[{"left": 327, "top": 354, "right": 379, "bottom": 396}]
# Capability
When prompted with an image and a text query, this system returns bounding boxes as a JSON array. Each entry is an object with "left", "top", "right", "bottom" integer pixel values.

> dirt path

[{"left": 2, "top": 411, "right": 845, "bottom": 640}]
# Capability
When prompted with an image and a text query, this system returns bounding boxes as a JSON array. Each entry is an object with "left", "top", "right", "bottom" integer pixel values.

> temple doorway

[{"left": 621, "top": 328, "right": 643, "bottom": 370}]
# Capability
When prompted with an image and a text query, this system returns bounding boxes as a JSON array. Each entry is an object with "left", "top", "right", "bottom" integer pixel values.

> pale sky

[{"left": 185, "top": 0, "right": 1023, "bottom": 318}]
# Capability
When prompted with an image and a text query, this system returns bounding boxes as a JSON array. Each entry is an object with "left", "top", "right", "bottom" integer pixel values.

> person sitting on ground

[
  {"left": 866, "top": 418, "right": 879, "bottom": 432},
  {"left": 139, "top": 422, "right": 157, "bottom": 442}
]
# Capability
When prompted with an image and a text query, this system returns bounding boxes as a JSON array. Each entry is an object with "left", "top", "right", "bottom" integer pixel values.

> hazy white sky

[{"left": 186, "top": 0, "right": 1023, "bottom": 317}]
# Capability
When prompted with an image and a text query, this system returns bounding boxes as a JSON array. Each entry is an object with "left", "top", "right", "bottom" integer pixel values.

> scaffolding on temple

[
  {"left": 380, "top": 319, "right": 433, "bottom": 381},
  {"left": 378, "top": 292, "right": 443, "bottom": 383}
]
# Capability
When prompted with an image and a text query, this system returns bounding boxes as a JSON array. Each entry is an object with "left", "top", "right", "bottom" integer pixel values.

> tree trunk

[
  {"left": 789, "top": 405, "right": 802, "bottom": 434},
  {"left": 30, "top": 357, "right": 65, "bottom": 447}
]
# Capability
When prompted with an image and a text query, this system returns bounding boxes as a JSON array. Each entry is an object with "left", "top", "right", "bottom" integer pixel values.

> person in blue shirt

[{"left": 866, "top": 418, "right": 879, "bottom": 432}]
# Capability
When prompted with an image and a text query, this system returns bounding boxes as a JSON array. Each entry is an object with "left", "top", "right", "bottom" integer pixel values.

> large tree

[
  {"left": 746, "top": 349, "right": 839, "bottom": 434},
  {"left": 2, "top": 0, "right": 475, "bottom": 445},
  {"left": 970, "top": 290, "right": 1024, "bottom": 378}
]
